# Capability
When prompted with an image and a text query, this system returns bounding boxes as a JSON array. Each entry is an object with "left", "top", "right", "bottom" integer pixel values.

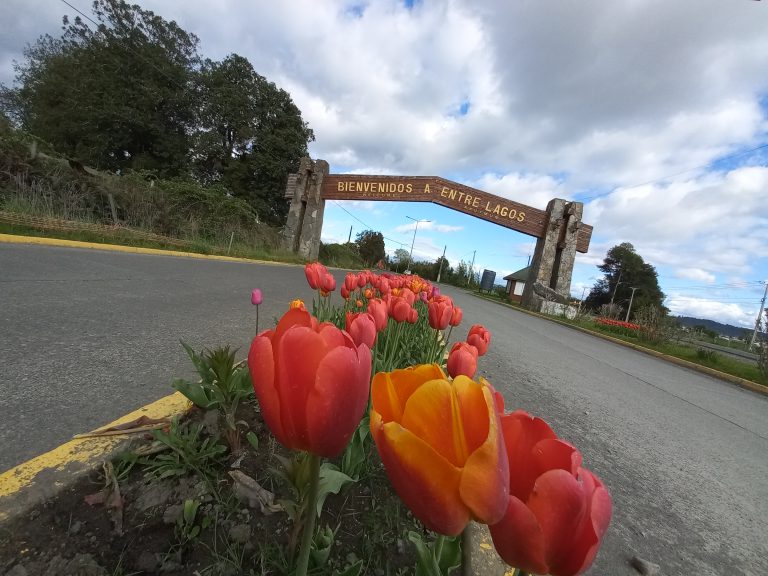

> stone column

[
  {"left": 280, "top": 157, "right": 327, "bottom": 260},
  {"left": 296, "top": 159, "right": 328, "bottom": 260},
  {"left": 521, "top": 198, "right": 583, "bottom": 311}
]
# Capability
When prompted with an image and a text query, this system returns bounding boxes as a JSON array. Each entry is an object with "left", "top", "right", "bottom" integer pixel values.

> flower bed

[
  {"left": 0, "top": 264, "right": 613, "bottom": 576},
  {"left": 595, "top": 317, "right": 641, "bottom": 338}
]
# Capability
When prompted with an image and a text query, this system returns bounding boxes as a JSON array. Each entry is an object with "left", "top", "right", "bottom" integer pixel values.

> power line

[
  {"left": 582, "top": 141, "right": 768, "bottom": 201},
  {"left": 329, "top": 201, "right": 408, "bottom": 247}
]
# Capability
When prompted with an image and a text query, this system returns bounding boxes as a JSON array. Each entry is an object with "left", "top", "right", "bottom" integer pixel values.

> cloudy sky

[{"left": 2, "top": 0, "right": 768, "bottom": 327}]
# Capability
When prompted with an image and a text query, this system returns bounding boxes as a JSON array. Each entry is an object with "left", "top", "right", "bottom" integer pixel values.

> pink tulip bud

[{"left": 251, "top": 288, "right": 263, "bottom": 306}]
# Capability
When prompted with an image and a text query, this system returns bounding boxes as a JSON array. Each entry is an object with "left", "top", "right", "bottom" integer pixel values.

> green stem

[
  {"left": 461, "top": 527, "right": 471, "bottom": 576},
  {"left": 256, "top": 306, "right": 260, "bottom": 334},
  {"left": 295, "top": 453, "right": 322, "bottom": 576},
  {"left": 434, "top": 533, "right": 445, "bottom": 563}
]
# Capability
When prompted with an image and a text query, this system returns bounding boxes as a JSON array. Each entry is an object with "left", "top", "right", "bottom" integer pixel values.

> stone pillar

[
  {"left": 521, "top": 199, "right": 583, "bottom": 311},
  {"left": 281, "top": 157, "right": 327, "bottom": 260}
]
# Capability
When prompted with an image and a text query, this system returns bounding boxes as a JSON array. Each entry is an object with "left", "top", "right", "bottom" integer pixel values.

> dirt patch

[{"left": 0, "top": 401, "right": 422, "bottom": 575}]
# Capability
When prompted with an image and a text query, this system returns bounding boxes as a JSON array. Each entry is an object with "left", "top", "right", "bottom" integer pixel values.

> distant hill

[{"left": 674, "top": 316, "right": 751, "bottom": 339}]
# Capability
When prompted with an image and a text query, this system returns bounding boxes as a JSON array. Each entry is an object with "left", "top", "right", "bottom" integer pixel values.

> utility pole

[
  {"left": 347, "top": 225, "right": 353, "bottom": 243},
  {"left": 468, "top": 250, "right": 476, "bottom": 287},
  {"left": 610, "top": 269, "right": 623, "bottom": 305},
  {"left": 405, "top": 216, "right": 430, "bottom": 274},
  {"left": 749, "top": 281, "right": 768, "bottom": 349},
  {"left": 436, "top": 245, "right": 446, "bottom": 283},
  {"left": 578, "top": 286, "right": 589, "bottom": 314},
  {"left": 625, "top": 287, "right": 640, "bottom": 322}
]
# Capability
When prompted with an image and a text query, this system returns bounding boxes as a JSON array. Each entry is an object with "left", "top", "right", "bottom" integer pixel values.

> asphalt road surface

[{"left": 1, "top": 242, "right": 766, "bottom": 575}]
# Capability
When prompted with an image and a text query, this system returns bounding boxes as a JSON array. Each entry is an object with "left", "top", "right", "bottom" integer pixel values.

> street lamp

[
  {"left": 405, "top": 216, "right": 430, "bottom": 274},
  {"left": 625, "top": 287, "right": 640, "bottom": 322}
]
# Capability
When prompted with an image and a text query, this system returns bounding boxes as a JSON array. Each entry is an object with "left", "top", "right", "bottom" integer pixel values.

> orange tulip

[
  {"left": 289, "top": 299, "right": 305, "bottom": 310},
  {"left": 248, "top": 308, "right": 372, "bottom": 458},
  {"left": 370, "top": 364, "right": 509, "bottom": 535}
]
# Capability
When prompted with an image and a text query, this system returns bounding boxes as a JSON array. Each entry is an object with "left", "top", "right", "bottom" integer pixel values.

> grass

[
  {"left": 471, "top": 291, "right": 768, "bottom": 388},
  {"left": 0, "top": 221, "right": 305, "bottom": 265}
]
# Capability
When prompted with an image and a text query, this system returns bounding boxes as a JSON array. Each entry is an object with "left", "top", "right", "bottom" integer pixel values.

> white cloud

[
  {"left": 394, "top": 221, "right": 463, "bottom": 234},
  {"left": 665, "top": 296, "right": 757, "bottom": 328},
  {"left": 585, "top": 166, "right": 768, "bottom": 277},
  {"left": 676, "top": 269, "right": 716, "bottom": 284},
  {"left": 2, "top": 0, "right": 768, "bottom": 325}
]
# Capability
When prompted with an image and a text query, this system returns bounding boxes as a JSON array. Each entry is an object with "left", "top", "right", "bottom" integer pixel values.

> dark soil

[{"left": 0, "top": 401, "right": 422, "bottom": 576}]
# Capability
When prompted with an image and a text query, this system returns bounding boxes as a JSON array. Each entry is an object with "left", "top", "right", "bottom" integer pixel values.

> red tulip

[
  {"left": 304, "top": 263, "right": 322, "bottom": 290},
  {"left": 407, "top": 307, "right": 418, "bottom": 324},
  {"left": 428, "top": 299, "right": 453, "bottom": 330},
  {"left": 489, "top": 411, "right": 612, "bottom": 576},
  {"left": 346, "top": 312, "right": 377, "bottom": 349},
  {"left": 389, "top": 296, "right": 412, "bottom": 323},
  {"left": 449, "top": 306, "right": 463, "bottom": 327},
  {"left": 344, "top": 273, "right": 357, "bottom": 292},
  {"left": 401, "top": 288, "right": 416, "bottom": 306},
  {"left": 357, "top": 273, "right": 367, "bottom": 288},
  {"left": 341, "top": 285, "right": 351, "bottom": 300},
  {"left": 319, "top": 272, "right": 336, "bottom": 293},
  {"left": 370, "top": 365, "right": 509, "bottom": 535},
  {"left": 247, "top": 308, "right": 372, "bottom": 458},
  {"left": 447, "top": 342, "right": 478, "bottom": 379},
  {"left": 367, "top": 298, "right": 389, "bottom": 332},
  {"left": 467, "top": 324, "right": 491, "bottom": 356}
]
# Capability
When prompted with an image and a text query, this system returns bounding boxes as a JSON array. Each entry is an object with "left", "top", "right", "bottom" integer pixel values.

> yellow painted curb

[
  {"left": 470, "top": 292, "right": 768, "bottom": 396},
  {"left": 0, "top": 233, "right": 297, "bottom": 267},
  {"left": 0, "top": 392, "right": 191, "bottom": 523}
]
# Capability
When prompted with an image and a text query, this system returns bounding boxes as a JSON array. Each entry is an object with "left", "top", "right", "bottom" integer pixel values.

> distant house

[{"left": 503, "top": 266, "right": 530, "bottom": 303}]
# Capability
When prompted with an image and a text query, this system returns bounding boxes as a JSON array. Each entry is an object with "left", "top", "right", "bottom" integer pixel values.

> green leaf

[
  {"left": 246, "top": 431, "right": 259, "bottom": 451},
  {"left": 408, "top": 531, "right": 441, "bottom": 576},
  {"left": 171, "top": 377, "right": 216, "bottom": 408},
  {"left": 437, "top": 535, "right": 462, "bottom": 574},
  {"left": 333, "top": 560, "right": 363, "bottom": 576},
  {"left": 316, "top": 463, "right": 354, "bottom": 517}
]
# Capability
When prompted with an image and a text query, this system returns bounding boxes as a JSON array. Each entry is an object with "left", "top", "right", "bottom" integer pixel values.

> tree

[
  {"left": 4, "top": 0, "right": 200, "bottom": 174},
  {"left": 585, "top": 243, "right": 666, "bottom": 319},
  {"left": 393, "top": 248, "right": 410, "bottom": 265},
  {"left": 355, "top": 230, "right": 385, "bottom": 266},
  {"left": 192, "top": 54, "right": 314, "bottom": 225}
]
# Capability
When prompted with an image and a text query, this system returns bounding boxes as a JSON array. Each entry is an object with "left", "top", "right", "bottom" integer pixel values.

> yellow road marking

[{"left": 0, "top": 392, "right": 191, "bottom": 521}]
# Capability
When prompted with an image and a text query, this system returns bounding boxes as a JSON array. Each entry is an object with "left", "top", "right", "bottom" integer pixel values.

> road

[{"left": 1, "top": 242, "right": 767, "bottom": 575}]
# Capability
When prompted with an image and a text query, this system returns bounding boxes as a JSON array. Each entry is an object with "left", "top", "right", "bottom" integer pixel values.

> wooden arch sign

[{"left": 282, "top": 158, "right": 593, "bottom": 310}]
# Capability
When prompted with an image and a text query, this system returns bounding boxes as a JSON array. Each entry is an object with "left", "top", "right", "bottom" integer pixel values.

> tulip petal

[
  {"left": 501, "top": 411, "right": 557, "bottom": 500},
  {"left": 559, "top": 469, "right": 613, "bottom": 576},
  {"left": 248, "top": 334, "right": 284, "bottom": 442},
  {"left": 371, "top": 411, "right": 469, "bottom": 536},
  {"left": 489, "top": 496, "right": 549, "bottom": 575},
  {"left": 371, "top": 364, "right": 445, "bottom": 424},
  {"left": 533, "top": 438, "right": 583, "bottom": 476},
  {"left": 401, "top": 379, "right": 466, "bottom": 467},
  {"left": 527, "top": 469, "right": 588, "bottom": 575},
  {"left": 456, "top": 380, "right": 509, "bottom": 525},
  {"left": 307, "top": 344, "right": 369, "bottom": 457},
  {"left": 275, "top": 325, "right": 328, "bottom": 450}
]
